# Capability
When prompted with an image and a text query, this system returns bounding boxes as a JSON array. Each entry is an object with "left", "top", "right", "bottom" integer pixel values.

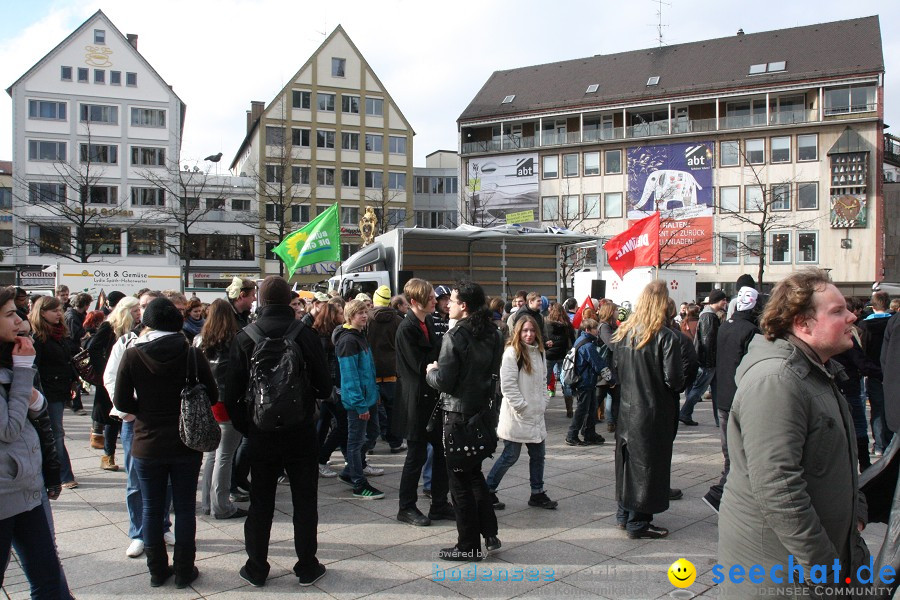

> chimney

[
  {"left": 126, "top": 33, "right": 138, "bottom": 49},
  {"left": 248, "top": 101, "right": 265, "bottom": 132},
  {"left": 736, "top": 28, "right": 744, "bottom": 36}
]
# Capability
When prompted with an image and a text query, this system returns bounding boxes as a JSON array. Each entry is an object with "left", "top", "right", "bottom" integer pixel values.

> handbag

[
  {"left": 443, "top": 403, "right": 499, "bottom": 471},
  {"left": 72, "top": 347, "right": 101, "bottom": 386},
  {"left": 179, "top": 347, "right": 221, "bottom": 452}
]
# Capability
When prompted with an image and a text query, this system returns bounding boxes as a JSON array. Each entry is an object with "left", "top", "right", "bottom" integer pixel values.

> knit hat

[
  {"left": 434, "top": 285, "right": 451, "bottom": 299},
  {"left": 708, "top": 289, "right": 727, "bottom": 304},
  {"left": 107, "top": 291, "right": 126, "bottom": 307},
  {"left": 373, "top": 285, "right": 391, "bottom": 307},
  {"left": 258, "top": 276, "right": 291, "bottom": 307},
  {"left": 735, "top": 274, "right": 756, "bottom": 290},
  {"left": 736, "top": 286, "right": 759, "bottom": 312},
  {"left": 355, "top": 293, "right": 372, "bottom": 304},
  {"left": 314, "top": 292, "right": 330, "bottom": 303},
  {"left": 540, "top": 296, "right": 549, "bottom": 312},
  {"left": 141, "top": 298, "right": 183, "bottom": 332}
]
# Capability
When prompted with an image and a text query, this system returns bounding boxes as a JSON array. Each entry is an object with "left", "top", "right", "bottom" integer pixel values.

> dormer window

[
  {"left": 586, "top": 84, "right": 599, "bottom": 94},
  {"left": 767, "top": 61, "right": 786, "bottom": 72},
  {"left": 749, "top": 63, "right": 767, "bottom": 75},
  {"left": 647, "top": 76, "right": 660, "bottom": 86},
  {"left": 749, "top": 61, "right": 786, "bottom": 75},
  {"left": 502, "top": 95, "right": 515, "bottom": 104},
  {"left": 94, "top": 29, "right": 105, "bottom": 44}
]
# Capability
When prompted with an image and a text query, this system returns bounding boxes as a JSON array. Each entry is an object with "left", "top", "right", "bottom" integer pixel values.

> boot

[
  {"left": 597, "top": 403, "right": 605, "bottom": 422},
  {"left": 144, "top": 545, "right": 173, "bottom": 587},
  {"left": 90, "top": 433, "right": 105, "bottom": 450},
  {"left": 857, "top": 438, "right": 872, "bottom": 473},
  {"left": 564, "top": 396, "right": 574, "bottom": 418},
  {"left": 173, "top": 543, "right": 199, "bottom": 589},
  {"left": 101, "top": 454, "right": 119, "bottom": 471}
]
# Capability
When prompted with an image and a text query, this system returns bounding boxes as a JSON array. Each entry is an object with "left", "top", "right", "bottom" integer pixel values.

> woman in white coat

[{"left": 486, "top": 315, "right": 558, "bottom": 510}]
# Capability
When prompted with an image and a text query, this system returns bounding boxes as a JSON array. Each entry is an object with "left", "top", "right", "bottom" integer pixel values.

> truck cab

[{"left": 328, "top": 240, "right": 393, "bottom": 300}]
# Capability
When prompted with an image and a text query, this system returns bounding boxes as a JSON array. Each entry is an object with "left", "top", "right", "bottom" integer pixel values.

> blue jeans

[
  {"left": 133, "top": 453, "right": 201, "bottom": 550},
  {"left": 868, "top": 378, "right": 891, "bottom": 452},
  {"left": 423, "top": 443, "right": 434, "bottom": 490},
  {"left": 201, "top": 421, "right": 243, "bottom": 518},
  {"left": 616, "top": 503, "right": 652, "bottom": 533},
  {"left": 486, "top": 440, "right": 546, "bottom": 494},
  {"left": 680, "top": 366, "right": 716, "bottom": 421},
  {"left": 603, "top": 385, "right": 620, "bottom": 426},
  {"left": 342, "top": 406, "right": 378, "bottom": 488},
  {"left": 103, "top": 420, "right": 121, "bottom": 456},
  {"left": 46, "top": 401, "right": 74, "bottom": 484},
  {"left": 121, "top": 420, "right": 171, "bottom": 540},
  {"left": 0, "top": 504, "right": 67, "bottom": 598}
]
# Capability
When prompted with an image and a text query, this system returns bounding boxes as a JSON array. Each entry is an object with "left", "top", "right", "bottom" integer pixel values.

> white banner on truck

[{"left": 58, "top": 265, "right": 181, "bottom": 297}]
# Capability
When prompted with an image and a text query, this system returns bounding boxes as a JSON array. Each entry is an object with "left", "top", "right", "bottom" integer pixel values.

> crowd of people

[{"left": 1, "top": 268, "right": 899, "bottom": 597}]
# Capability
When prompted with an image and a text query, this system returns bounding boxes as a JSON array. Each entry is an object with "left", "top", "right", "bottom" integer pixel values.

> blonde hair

[
  {"left": 508, "top": 315, "right": 543, "bottom": 374},
  {"left": 612, "top": 280, "right": 669, "bottom": 349},
  {"left": 344, "top": 299, "right": 367, "bottom": 323},
  {"left": 108, "top": 297, "right": 139, "bottom": 338}
]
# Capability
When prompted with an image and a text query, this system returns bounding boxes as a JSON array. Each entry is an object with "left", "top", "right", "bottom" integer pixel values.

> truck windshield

[{"left": 341, "top": 280, "right": 380, "bottom": 301}]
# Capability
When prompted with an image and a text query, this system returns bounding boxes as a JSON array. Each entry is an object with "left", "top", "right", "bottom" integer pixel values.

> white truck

[
  {"left": 329, "top": 225, "right": 600, "bottom": 301},
  {"left": 574, "top": 267, "right": 697, "bottom": 308},
  {"left": 53, "top": 263, "right": 182, "bottom": 298}
]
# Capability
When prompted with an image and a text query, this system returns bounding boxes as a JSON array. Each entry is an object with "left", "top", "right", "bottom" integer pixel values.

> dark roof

[
  {"left": 0, "top": 160, "right": 11, "bottom": 175},
  {"left": 458, "top": 16, "right": 883, "bottom": 123}
]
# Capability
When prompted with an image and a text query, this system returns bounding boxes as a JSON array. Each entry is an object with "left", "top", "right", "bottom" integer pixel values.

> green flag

[{"left": 273, "top": 203, "right": 341, "bottom": 277}]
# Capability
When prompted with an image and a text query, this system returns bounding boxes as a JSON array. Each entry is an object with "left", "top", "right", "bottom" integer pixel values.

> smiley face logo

[{"left": 668, "top": 558, "right": 696, "bottom": 588}]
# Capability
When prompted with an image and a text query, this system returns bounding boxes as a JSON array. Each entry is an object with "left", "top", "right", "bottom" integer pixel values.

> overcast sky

[{"left": 2, "top": 0, "right": 898, "bottom": 167}]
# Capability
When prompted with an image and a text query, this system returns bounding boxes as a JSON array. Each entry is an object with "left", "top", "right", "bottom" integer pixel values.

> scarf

[
  {"left": 48, "top": 322, "right": 66, "bottom": 342},
  {"left": 183, "top": 316, "right": 204, "bottom": 337}
]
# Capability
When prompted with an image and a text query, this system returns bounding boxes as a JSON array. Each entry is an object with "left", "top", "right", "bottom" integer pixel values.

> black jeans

[
  {"left": 0, "top": 505, "right": 66, "bottom": 598},
  {"left": 318, "top": 401, "right": 348, "bottom": 465},
  {"left": 706, "top": 409, "right": 731, "bottom": 503},
  {"left": 399, "top": 429, "right": 449, "bottom": 510},
  {"left": 443, "top": 411, "right": 498, "bottom": 551},
  {"left": 378, "top": 382, "right": 404, "bottom": 449},
  {"left": 567, "top": 386, "right": 598, "bottom": 440},
  {"left": 244, "top": 423, "right": 319, "bottom": 582},
  {"left": 133, "top": 453, "right": 202, "bottom": 550}
]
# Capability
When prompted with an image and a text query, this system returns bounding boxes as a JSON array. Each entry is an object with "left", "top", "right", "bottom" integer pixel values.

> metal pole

[{"left": 500, "top": 239, "right": 508, "bottom": 301}]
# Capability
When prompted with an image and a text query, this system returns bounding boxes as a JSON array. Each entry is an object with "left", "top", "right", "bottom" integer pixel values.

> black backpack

[{"left": 244, "top": 320, "right": 309, "bottom": 432}]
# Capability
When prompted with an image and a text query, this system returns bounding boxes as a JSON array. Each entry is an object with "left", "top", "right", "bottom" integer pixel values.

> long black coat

[
  {"left": 611, "top": 327, "right": 684, "bottom": 515},
  {"left": 393, "top": 310, "right": 440, "bottom": 442},
  {"left": 714, "top": 309, "right": 758, "bottom": 412},
  {"left": 33, "top": 335, "right": 76, "bottom": 401}
]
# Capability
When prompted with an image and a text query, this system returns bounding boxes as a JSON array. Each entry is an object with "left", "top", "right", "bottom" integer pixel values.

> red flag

[
  {"left": 603, "top": 212, "right": 660, "bottom": 279},
  {"left": 571, "top": 296, "right": 594, "bottom": 330}
]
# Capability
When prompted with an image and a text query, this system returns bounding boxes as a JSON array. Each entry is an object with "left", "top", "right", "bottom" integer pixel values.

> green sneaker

[{"left": 352, "top": 483, "right": 385, "bottom": 500}]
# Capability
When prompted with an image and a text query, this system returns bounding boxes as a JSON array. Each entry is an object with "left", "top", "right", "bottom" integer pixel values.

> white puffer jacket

[{"left": 497, "top": 344, "right": 548, "bottom": 444}]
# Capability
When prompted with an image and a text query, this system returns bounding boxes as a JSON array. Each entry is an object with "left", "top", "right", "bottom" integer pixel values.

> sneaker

[
  {"left": 565, "top": 437, "right": 587, "bottom": 447},
  {"left": 363, "top": 465, "right": 384, "bottom": 477},
  {"left": 390, "top": 442, "right": 408, "bottom": 454},
  {"left": 438, "top": 545, "right": 484, "bottom": 562},
  {"left": 61, "top": 480, "right": 79, "bottom": 489},
  {"left": 490, "top": 492, "right": 505, "bottom": 510},
  {"left": 298, "top": 562, "right": 326, "bottom": 587},
  {"left": 338, "top": 474, "right": 354, "bottom": 486},
  {"left": 679, "top": 417, "right": 699, "bottom": 427},
  {"left": 548, "top": 389, "right": 556, "bottom": 397},
  {"left": 352, "top": 483, "right": 385, "bottom": 499},
  {"left": 164, "top": 531, "right": 175, "bottom": 546},
  {"left": 318, "top": 464, "right": 338, "bottom": 478},
  {"left": 397, "top": 507, "right": 431, "bottom": 527},
  {"left": 627, "top": 524, "right": 669, "bottom": 540},
  {"left": 668, "top": 488, "right": 683, "bottom": 501},
  {"left": 427, "top": 503, "right": 456, "bottom": 521},
  {"left": 216, "top": 507, "right": 249, "bottom": 520},
  {"left": 239, "top": 565, "right": 265, "bottom": 588},
  {"left": 126, "top": 539, "right": 144, "bottom": 558},
  {"left": 702, "top": 492, "right": 720, "bottom": 514},
  {"left": 421, "top": 488, "right": 432, "bottom": 499},
  {"left": 583, "top": 435, "right": 606, "bottom": 445},
  {"left": 484, "top": 536, "right": 502, "bottom": 553},
  {"left": 277, "top": 475, "right": 290, "bottom": 485},
  {"left": 528, "top": 492, "right": 558, "bottom": 509},
  {"left": 229, "top": 491, "right": 250, "bottom": 503}
]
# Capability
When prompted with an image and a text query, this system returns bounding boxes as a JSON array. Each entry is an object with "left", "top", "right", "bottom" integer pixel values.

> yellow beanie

[{"left": 373, "top": 285, "right": 392, "bottom": 307}]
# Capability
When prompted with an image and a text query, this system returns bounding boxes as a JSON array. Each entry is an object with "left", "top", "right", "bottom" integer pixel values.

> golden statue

[{"left": 359, "top": 206, "right": 378, "bottom": 246}]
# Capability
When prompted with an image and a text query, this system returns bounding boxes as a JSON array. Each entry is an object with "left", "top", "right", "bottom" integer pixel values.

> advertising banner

[
  {"left": 58, "top": 265, "right": 182, "bottom": 297},
  {"left": 466, "top": 153, "right": 538, "bottom": 224}
]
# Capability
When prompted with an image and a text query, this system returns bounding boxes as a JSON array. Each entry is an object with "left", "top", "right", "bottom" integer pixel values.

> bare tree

[
  {"left": 460, "top": 162, "right": 503, "bottom": 227},
  {"left": 364, "top": 181, "right": 409, "bottom": 235}
]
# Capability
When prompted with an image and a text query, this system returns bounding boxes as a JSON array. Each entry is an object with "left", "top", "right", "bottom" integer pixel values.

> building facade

[
  {"left": 458, "top": 17, "right": 887, "bottom": 296},
  {"left": 414, "top": 150, "right": 459, "bottom": 229},
  {"left": 0, "top": 161, "right": 13, "bottom": 286},
  {"left": 230, "top": 25, "right": 414, "bottom": 286}
]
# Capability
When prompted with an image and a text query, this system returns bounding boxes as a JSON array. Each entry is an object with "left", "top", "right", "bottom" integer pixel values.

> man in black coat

[
  {"left": 394, "top": 278, "right": 453, "bottom": 527},
  {"left": 702, "top": 287, "right": 759, "bottom": 513},
  {"left": 884, "top": 310, "right": 900, "bottom": 433},
  {"left": 860, "top": 291, "right": 893, "bottom": 455},
  {"left": 224, "top": 276, "right": 331, "bottom": 588},
  {"left": 679, "top": 289, "right": 728, "bottom": 426}
]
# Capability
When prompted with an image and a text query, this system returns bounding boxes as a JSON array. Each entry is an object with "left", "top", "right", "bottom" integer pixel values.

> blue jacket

[
  {"left": 574, "top": 331, "right": 607, "bottom": 390},
  {"left": 333, "top": 325, "right": 378, "bottom": 413}
]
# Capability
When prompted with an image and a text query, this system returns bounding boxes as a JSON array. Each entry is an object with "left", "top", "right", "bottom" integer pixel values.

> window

[
  {"left": 94, "top": 29, "right": 105, "bottom": 44},
  {"left": 28, "top": 140, "right": 66, "bottom": 161},
  {"left": 771, "top": 184, "right": 791, "bottom": 211},
  {"left": 583, "top": 195, "right": 600, "bottom": 219},
  {"left": 317, "top": 168, "right": 335, "bottom": 186},
  {"left": 291, "top": 166, "right": 310, "bottom": 185},
  {"left": 584, "top": 152, "right": 600, "bottom": 176},
  {"left": 79, "top": 144, "right": 117, "bottom": 165},
  {"left": 771, "top": 137, "right": 791, "bottom": 163},
  {"left": 341, "top": 207, "right": 360, "bottom": 225},
  {"left": 29, "top": 100, "right": 66, "bottom": 120},
  {"left": 0, "top": 231, "right": 11, "bottom": 247},
  {"left": 389, "top": 136, "right": 407, "bottom": 155},
  {"left": 430, "top": 178, "right": 444, "bottom": 194},
  {"left": 332, "top": 58, "right": 346, "bottom": 77},
  {"left": 798, "top": 182, "right": 818, "bottom": 210},
  {"left": 415, "top": 210, "right": 457, "bottom": 229},
  {"left": 188, "top": 234, "right": 253, "bottom": 261},
  {"left": 605, "top": 150, "right": 622, "bottom": 174},
  {"left": 341, "top": 169, "right": 359, "bottom": 187},
  {"left": 798, "top": 134, "right": 817, "bottom": 161},
  {"left": 719, "top": 233, "right": 739, "bottom": 264},
  {"left": 0, "top": 187, "right": 10, "bottom": 209},
  {"left": 292, "top": 128, "right": 310, "bottom": 147},
  {"left": 770, "top": 232, "right": 791, "bottom": 264},
  {"left": 746, "top": 139, "right": 764, "bottom": 165},
  {"left": 264, "top": 204, "right": 280, "bottom": 222},
  {"left": 231, "top": 198, "right": 251, "bottom": 212},
  {"left": 365, "top": 171, "right": 383, "bottom": 188},
  {"left": 131, "top": 146, "right": 165, "bottom": 166},
  {"left": 365, "top": 97, "right": 383, "bottom": 116},
  {"left": 719, "top": 186, "right": 740, "bottom": 213},
  {"left": 542, "top": 155, "right": 558, "bottom": 179},
  {"left": 563, "top": 154, "right": 578, "bottom": 177},
  {"left": 94, "top": 69, "right": 105, "bottom": 84},
  {"left": 767, "top": 61, "right": 786, "bottom": 72},
  {"left": 365, "top": 134, "right": 383, "bottom": 152},
  {"left": 748, "top": 63, "right": 767, "bottom": 75},
  {"left": 387, "top": 208, "right": 407, "bottom": 228},
  {"left": 341, "top": 95, "right": 359, "bottom": 114},
  {"left": 205, "top": 197, "right": 225, "bottom": 210},
  {"left": 562, "top": 195, "right": 579, "bottom": 220},
  {"left": 317, "top": 93, "right": 335, "bottom": 112},
  {"left": 131, "top": 187, "right": 163, "bottom": 206},
  {"left": 265, "top": 165, "right": 282, "bottom": 183},
  {"left": 824, "top": 84, "right": 876, "bottom": 115},
  {"left": 316, "top": 130, "right": 335, "bottom": 149},
  {"left": 604, "top": 192, "right": 623, "bottom": 218},
  {"left": 78, "top": 227, "right": 121, "bottom": 256},
  {"left": 744, "top": 186, "right": 764, "bottom": 211},
  {"left": 81, "top": 185, "right": 118, "bottom": 204},
  {"left": 415, "top": 176, "right": 428, "bottom": 194},
  {"left": 541, "top": 196, "right": 558, "bottom": 221},
  {"left": 720, "top": 141, "right": 740, "bottom": 167},
  {"left": 130, "top": 108, "right": 165, "bottom": 127},
  {"left": 29, "top": 225, "right": 70, "bottom": 255},
  {"left": 125, "top": 72, "right": 137, "bottom": 86},
  {"left": 744, "top": 233, "right": 761, "bottom": 265},
  {"left": 292, "top": 205, "right": 310, "bottom": 223},
  {"left": 341, "top": 132, "right": 359, "bottom": 150},
  {"left": 80, "top": 104, "right": 118, "bottom": 124},
  {"left": 647, "top": 76, "right": 660, "bottom": 86},
  {"left": 388, "top": 172, "right": 406, "bottom": 190},
  {"left": 61, "top": 66, "right": 72, "bottom": 81},
  {"left": 78, "top": 68, "right": 89, "bottom": 82},
  {"left": 501, "top": 95, "right": 515, "bottom": 104},
  {"left": 28, "top": 182, "right": 66, "bottom": 204},
  {"left": 292, "top": 90, "right": 311, "bottom": 109},
  {"left": 341, "top": 243, "right": 360, "bottom": 260},
  {"left": 128, "top": 228, "right": 165, "bottom": 255},
  {"left": 266, "top": 126, "right": 285, "bottom": 146},
  {"left": 798, "top": 232, "right": 818, "bottom": 263},
  {"left": 586, "top": 84, "right": 599, "bottom": 94},
  {"left": 110, "top": 71, "right": 121, "bottom": 85},
  {"left": 182, "top": 197, "right": 199, "bottom": 210}
]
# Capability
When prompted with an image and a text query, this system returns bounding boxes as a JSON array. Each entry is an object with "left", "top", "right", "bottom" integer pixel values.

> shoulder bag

[{"left": 179, "top": 347, "right": 221, "bottom": 452}]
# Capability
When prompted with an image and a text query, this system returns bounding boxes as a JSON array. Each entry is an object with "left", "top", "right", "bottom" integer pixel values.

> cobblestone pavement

[{"left": 2, "top": 395, "right": 888, "bottom": 599}]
